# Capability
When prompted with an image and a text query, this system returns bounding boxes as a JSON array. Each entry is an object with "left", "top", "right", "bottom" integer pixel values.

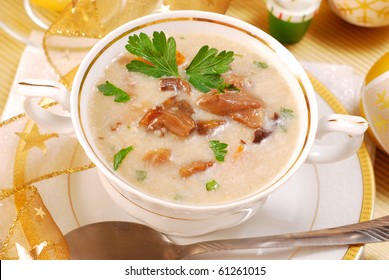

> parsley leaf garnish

[
  {"left": 280, "top": 107, "right": 294, "bottom": 118},
  {"left": 206, "top": 179, "right": 220, "bottom": 191},
  {"left": 113, "top": 146, "right": 134, "bottom": 170},
  {"left": 276, "top": 107, "right": 294, "bottom": 132},
  {"left": 97, "top": 81, "right": 130, "bottom": 103},
  {"left": 125, "top": 31, "right": 235, "bottom": 93},
  {"left": 185, "top": 45, "right": 234, "bottom": 93},
  {"left": 253, "top": 61, "right": 268, "bottom": 69},
  {"left": 209, "top": 140, "right": 228, "bottom": 162},
  {"left": 135, "top": 170, "right": 147, "bottom": 182},
  {"left": 125, "top": 31, "right": 179, "bottom": 78}
]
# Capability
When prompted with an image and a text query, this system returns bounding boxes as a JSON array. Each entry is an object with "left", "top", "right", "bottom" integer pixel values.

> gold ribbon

[{"left": 0, "top": 107, "right": 95, "bottom": 259}]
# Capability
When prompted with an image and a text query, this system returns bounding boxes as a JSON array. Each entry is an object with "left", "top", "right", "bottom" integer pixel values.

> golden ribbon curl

[
  {"left": 0, "top": 185, "right": 65, "bottom": 260},
  {"left": 0, "top": 105, "right": 94, "bottom": 260},
  {"left": 0, "top": 161, "right": 95, "bottom": 260}
]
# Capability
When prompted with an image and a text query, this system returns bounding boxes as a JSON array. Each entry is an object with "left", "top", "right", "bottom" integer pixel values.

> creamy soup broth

[{"left": 88, "top": 33, "right": 302, "bottom": 205}]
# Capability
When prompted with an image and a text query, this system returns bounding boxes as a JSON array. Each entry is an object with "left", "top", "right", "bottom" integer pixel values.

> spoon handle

[{"left": 190, "top": 216, "right": 389, "bottom": 253}]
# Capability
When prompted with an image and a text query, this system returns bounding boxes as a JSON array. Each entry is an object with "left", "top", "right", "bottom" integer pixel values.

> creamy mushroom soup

[{"left": 88, "top": 32, "right": 303, "bottom": 205}]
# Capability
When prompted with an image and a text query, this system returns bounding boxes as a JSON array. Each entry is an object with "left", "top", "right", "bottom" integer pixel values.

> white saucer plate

[{"left": 51, "top": 75, "right": 374, "bottom": 260}]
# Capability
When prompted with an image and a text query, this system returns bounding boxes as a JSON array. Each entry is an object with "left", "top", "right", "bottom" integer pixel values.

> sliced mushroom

[
  {"left": 158, "top": 110, "right": 196, "bottom": 137},
  {"left": 139, "top": 97, "right": 196, "bottom": 137},
  {"left": 179, "top": 161, "right": 215, "bottom": 178},
  {"left": 160, "top": 77, "right": 191, "bottom": 95},
  {"left": 139, "top": 106, "right": 165, "bottom": 131},
  {"left": 228, "top": 108, "right": 264, "bottom": 129},
  {"left": 253, "top": 127, "right": 272, "bottom": 143},
  {"left": 142, "top": 148, "right": 171, "bottom": 165},
  {"left": 197, "top": 91, "right": 262, "bottom": 115},
  {"left": 163, "top": 96, "right": 194, "bottom": 117},
  {"left": 196, "top": 119, "right": 226, "bottom": 135}
]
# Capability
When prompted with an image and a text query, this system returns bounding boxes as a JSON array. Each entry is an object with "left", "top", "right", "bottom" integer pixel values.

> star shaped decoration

[
  {"left": 155, "top": 2, "right": 170, "bottom": 13},
  {"left": 15, "top": 241, "right": 47, "bottom": 260},
  {"left": 34, "top": 207, "right": 46, "bottom": 219},
  {"left": 15, "top": 123, "right": 58, "bottom": 153}
]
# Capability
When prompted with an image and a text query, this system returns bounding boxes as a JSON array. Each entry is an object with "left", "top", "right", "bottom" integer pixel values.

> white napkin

[{"left": 301, "top": 61, "right": 364, "bottom": 116}]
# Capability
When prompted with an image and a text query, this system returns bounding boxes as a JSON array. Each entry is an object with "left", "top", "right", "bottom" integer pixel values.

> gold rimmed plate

[{"left": 39, "top": 72, "right": 374, "bottom": 259}]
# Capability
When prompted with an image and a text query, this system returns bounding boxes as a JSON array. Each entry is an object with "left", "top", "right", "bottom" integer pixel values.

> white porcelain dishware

[
  {"left": 327, "top": 0, "right": 389, "bottom": 27},
  {"left": 360, "top": 52, "right": 389, "bottom": 155},
  {"left": 18, "top": 11, "right": 368, "bottom": 236}
]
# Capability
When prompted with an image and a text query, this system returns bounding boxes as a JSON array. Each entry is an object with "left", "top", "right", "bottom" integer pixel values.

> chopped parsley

[
  {"left": 280, "top": 107, "right": 294, "bottom": 118},
  {"left": 209, "top": 140, "right": 228, "bottom": 162},
  {"left": 135, "top": 170, "right": 147, "bottom": 182},
  {"left": 276, "top": 107, "right": 295, "bottom": 132},
  {"left": 253, "top": 61, "right": 268, "bottom": 69},
  {"left": 206, "top": 179, "right": 220, "bottom": 191},
  {"left": 185, "top": 45, "right": 235, "bottom": 93},
  {"left": 97, "top": 81, "right": 130, "bottom": 103},
  {"left": 113, "top": 146, "right": 134, "bottom": 170}
]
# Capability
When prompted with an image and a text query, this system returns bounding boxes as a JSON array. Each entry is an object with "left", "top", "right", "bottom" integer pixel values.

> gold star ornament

[
  {"left": 16, "top": 241, "right": 48, "bottom": 260},
  {"left": 34, "top": 207, "right": 47, "bottom": 219},
  {"left": 15, "top": 123, "right": 58, "bottom": 153}
]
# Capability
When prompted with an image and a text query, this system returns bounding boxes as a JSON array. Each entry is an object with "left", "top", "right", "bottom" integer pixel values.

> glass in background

[
  {"left": 159, "top": 0, "right": 230, "bottom": 14},
  {"left": 0, "top": 0, "right": 231, "bottom": 47}
]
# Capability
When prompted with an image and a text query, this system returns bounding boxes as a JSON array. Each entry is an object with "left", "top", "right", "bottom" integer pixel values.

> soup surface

[{"left": 88, "top": 32, "right": 302, "bottom": 205}]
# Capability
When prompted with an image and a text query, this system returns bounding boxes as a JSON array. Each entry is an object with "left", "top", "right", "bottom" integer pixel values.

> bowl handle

[
  {"left": 307, "top": 114, "right": 368, "bottom": 163},
  {"left": 18, "top": 79, "right": 74, "bottom": 135}
]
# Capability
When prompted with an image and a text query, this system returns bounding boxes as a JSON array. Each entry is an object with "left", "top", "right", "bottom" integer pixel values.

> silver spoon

[{"left": 65, "top": 215, "right": 389, "bottom": 259}]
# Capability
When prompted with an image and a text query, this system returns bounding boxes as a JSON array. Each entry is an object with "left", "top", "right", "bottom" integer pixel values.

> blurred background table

[{"left": 1, "top": 0, "right": 388, "bottom": 259}]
